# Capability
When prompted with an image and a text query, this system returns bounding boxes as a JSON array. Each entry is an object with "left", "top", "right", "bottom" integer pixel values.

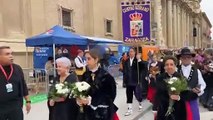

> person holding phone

[{"left": 177, "top": 47, "right": 206, "bottom": 120}]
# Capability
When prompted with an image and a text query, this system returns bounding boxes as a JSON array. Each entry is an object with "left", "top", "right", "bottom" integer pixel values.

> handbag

[{"left": 134, "top": 83, "right": 143, "bottom": 102}]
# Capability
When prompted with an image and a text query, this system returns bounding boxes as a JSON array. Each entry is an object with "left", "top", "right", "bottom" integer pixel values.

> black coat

[
  {"left": 123, "top": 57, "right": 148, "bottom": 86},
  {"left": 81, "top": 67, "right": 117, "bottom": 120},
  {"left": 155, "top": 72, "right": 198, "bottom": 120},
  {"left": 48, "top": 73, "right": 79, "bottom": 120}
]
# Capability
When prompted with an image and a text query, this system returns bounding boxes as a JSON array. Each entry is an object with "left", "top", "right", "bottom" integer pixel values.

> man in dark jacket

[
  {"left": 0, "top": 46, "right": 31, "bottom": 120},
  {"left": 123, "top": 47, "right": 147, "bottom": 116}
]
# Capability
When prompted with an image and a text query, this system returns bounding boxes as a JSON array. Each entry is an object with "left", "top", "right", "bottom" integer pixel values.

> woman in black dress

[
  {"left": 48, "top": 57, "right": 79, "bottom": 120},
  {"left": 76, "top": 49, "right": 117, "bottom": 120},
  {"left": 154, "top": 56, "right": 189, "bottom": 120}
]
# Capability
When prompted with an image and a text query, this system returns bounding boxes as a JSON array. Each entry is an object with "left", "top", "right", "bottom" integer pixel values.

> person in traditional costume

[
  {"left": 123, "top": 47, "right": 147, "bottom": 116},
  {"left": 155, "top": 55, "right": 202, "bottom": 120},
  {"left": 147, "top": 54, "right": 163, "bottom": 119},
  {"left": 177, "top": 47, "right": 206, "bottom": 120},
  {"left": 48, "top": 57, "right": 79, "bottom": 120},
  {"left": 76, "top": 49, "right": 118, "bottom": 120},
  {"left": 200, "top": 59, "right": 213, "bottom": 111}
]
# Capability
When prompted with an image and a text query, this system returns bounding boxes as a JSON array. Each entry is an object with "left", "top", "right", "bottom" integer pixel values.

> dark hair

[
  {"left": 163, "top": 55, "right": 178, "bottom": 66},
  {"left": 0, "top": 46, "right": 10, "bottom": 54},
  {"left": 85, "top": 48, "right": 102, "bottom": 63},
  {"left": 129, "top": 47, "right": 136, "bottom": 52},
  {"left": 77, "top": 49, "right": 83, "bottom": 54},
  {"left": 122, "top": 52, "right": 126, "bottom": 57},
  {"left": 48, "top": 57, "right": 53, "bottom": 60},
  {"left": 0, "top": 46, "right": 10, "bottom": 50}
]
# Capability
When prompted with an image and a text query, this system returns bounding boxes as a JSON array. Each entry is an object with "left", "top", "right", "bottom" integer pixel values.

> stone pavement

[
  {"left": 24, "top": 77, "right": 213, "bottom": 120},
  {"left": 23, "top": 77, "right": 152, "bottom": 120},
  {"left": 138, "top": 98, "right": 213, "bottom": 120}
]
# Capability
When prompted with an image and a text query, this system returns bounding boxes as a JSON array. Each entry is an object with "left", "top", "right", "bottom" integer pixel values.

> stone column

[
  {"left": 177, "top": 3, "right": 181, "bottom": 48},
  {"left": 181, "top": 8, "right": 185, "bottom": 47},
  {"left": 189, "top": 14, "right": 193, "bottom": 46},
  {"left": 183, "top": 10, "right": 187, "bottom": 46},
  {"left": 186, "top": 13, "right": 190, "bottom": 46},
  {"left": 173, "top": 1, "right": 177, "bottom": 48},
  {"left": 167, "top": 0, "right": 173, "bottom": 48},
  {"left": 162, "top": 0, "right": 167, "bottom": 48},
  {"left": 154, "top": 0, "right": 164, "bottom": 47}
]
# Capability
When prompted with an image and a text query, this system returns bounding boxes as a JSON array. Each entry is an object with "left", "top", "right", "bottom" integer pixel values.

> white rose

[
  {"left": 171, "top": 87, "right": 176, "bottom": 91},
  {"left": 55, "top": 84, "right": 62, "bottom": 90},
  {"left": 63, "top": 88, "right": 69, "bottom": 93},
  {"left": 170, "top": 77, "right": 178, "bottom": 81},
  {"left": 80, "top": 82, "right": 90, "bottom": 91},
  {"left": 168, "top": 81, "right": 174, "bottom": 85},
  {"left": 76, "top": 82, "right": 90, "bottom": 92},
  {"left": 57, "top": 89, "right": 63, "bottom": 94},
  {"left": 75, "top": 82, "right": 82, "bottom": 88}
]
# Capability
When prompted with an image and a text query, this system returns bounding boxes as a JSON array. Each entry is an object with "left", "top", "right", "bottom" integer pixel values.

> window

[
  {"left": 60, "top": 7, "right": 74, "bottom": 32},
  {"left": 105, "top": 19, "right": 112, "bottom": 35}
]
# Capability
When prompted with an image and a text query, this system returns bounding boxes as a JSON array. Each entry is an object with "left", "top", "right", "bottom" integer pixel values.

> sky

[{"left": 201, "top": 0, "right": 213, "bottom": 38}]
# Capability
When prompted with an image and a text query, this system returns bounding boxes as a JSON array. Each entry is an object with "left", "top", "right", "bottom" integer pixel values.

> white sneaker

[
  {"left": 125, "top": 108, "right": 133, "bottom": 116},
  {"left": 139, "top": 105, "right": 142, "bottom": 111}
]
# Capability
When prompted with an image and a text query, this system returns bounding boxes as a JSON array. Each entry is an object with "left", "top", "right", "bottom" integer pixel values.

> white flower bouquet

[
  {"left": 49, "top": 82, "right": 70, "bottom": 101},
  {"left": 165, "top": 77, "right": 188, "bottom": 116},
  {"left": 69, "top": 81, "right": 91, "bottom": 112}
]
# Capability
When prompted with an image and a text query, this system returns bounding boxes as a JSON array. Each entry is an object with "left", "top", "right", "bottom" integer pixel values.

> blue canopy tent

[
  {"left": 26, "top": 25, "right": 88, "bottom": 76},
  {"left": 83, "top": 36, "right": 123, "bottom": 45},
  {"left": 26, "top": 25, "right": 88, "bottom": 47}
]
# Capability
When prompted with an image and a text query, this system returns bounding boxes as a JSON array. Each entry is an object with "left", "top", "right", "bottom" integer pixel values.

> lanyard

[{"left": 0, "top": 64, "right": 13, "bottom": 81}]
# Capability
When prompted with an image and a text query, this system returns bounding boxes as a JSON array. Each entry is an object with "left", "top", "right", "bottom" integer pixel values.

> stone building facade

[
  {"left": 201, "top": 12, "right": 212, "bottom": 48},
  {"left": 0, "top": 0, "right": 211, "bottom": 67}
]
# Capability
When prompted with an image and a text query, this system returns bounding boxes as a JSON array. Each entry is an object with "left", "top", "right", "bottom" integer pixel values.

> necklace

[
  {"left": 91, "top": 73, "right": 95, "bottom": 81},
  {"left": 179, "top": 67, "right": 194, "bottom": 81}
]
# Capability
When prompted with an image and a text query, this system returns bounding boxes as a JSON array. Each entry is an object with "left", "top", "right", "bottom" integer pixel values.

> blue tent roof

[
  {"left": 83, "top": 36, "right": 123, "bottom": 44},
  {"left": 26, "top": 25, "right": 88, "bottom": 47}
]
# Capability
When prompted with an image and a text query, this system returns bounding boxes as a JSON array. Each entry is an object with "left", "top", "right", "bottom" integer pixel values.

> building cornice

[{"left": 202, "top": 12, "right": 212, "bottom": 27}]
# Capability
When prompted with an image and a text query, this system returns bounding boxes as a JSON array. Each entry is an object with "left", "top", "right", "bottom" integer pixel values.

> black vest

[{"left": 178, "top": 65, "right": 198, "bottom": 89}]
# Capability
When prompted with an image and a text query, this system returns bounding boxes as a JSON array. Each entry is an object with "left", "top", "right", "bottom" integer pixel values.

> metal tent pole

[{"left": 53, "top": 44, "right": 56, "bottom": 77}]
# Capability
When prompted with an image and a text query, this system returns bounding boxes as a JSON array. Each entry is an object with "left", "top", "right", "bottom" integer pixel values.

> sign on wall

[{"left": 121, "top": 1, "right": 151, "bottom": 43}]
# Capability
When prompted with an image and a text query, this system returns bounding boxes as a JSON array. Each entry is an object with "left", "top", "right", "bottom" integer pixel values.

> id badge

[{"left": 6, "top": 83, "right": 13, "bottom": 93}]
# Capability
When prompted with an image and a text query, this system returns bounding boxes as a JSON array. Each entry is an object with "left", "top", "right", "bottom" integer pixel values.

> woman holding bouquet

[
  {"left": 76, "top": 48, "right": 118, "bottom": 120},
  {"left": 147, "top": 54, "right": 163, "bottom": 119},
  {"left": 147, "top": 55, "right": 163, "bottom": 104},
  {"left": 48, "top": 57, "right": 79, "bottom": 120},
  {"left": 154, "top": 56, "right": 193, "bottom": 120}
]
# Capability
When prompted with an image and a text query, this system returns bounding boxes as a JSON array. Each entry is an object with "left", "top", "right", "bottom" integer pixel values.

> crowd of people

[
  {"left": 119, "top": 47, "right": 213, "bottom": 120},
  {"left": 1, "top": 45, "right": 213, "bottom": 120}
]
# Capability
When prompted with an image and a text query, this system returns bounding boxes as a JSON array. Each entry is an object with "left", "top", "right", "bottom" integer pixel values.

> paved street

[
  {"left": 138, "top": 100, "right": 213, "bottom": 120},
  {"left": 23, "top": 77, "right": 213, "bottom": 120}
]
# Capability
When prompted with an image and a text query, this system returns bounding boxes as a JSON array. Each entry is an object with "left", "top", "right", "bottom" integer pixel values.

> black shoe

[
  {"left": 208, "top": 107, "right": 213, "bottom": 111},
  {"left": 203, "top": 104, "right": 208, "bottom": 108},
  {"left": 208, "top": 104, "right": 213, "bottom": 111},
  {"left": 123, "top": 84, "right": 126, "bottom": 88}
]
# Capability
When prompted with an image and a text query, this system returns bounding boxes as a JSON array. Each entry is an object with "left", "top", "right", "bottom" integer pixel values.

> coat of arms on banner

[{"left": 129, "top": 12, "right": 143, "bottom": 37}]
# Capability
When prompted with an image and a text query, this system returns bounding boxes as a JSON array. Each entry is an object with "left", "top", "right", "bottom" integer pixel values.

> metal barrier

[
  {"left": 22, "top": 68, "right": 49, "bottom": 95},
  {"left": 107, "top": 64, "right": 122, "bottom": 78},
  {"left": 22, "top": 65, "right": 121, "bottom": 95}
]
